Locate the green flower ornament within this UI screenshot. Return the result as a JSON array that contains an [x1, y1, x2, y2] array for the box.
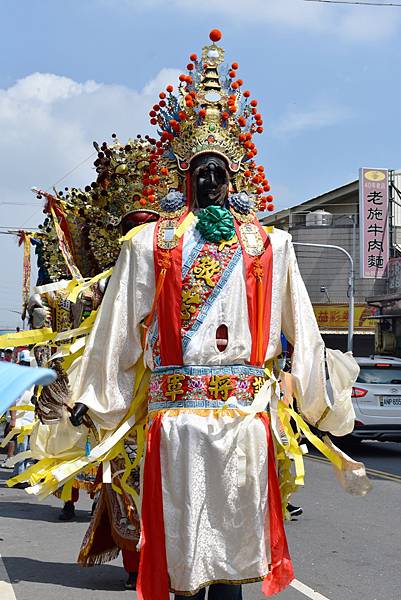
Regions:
[[196, 206, 236, 243]]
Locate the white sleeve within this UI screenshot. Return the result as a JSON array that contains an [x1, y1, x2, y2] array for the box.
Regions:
[[70, 234, 155, 431], [281, 242, 357, 436]]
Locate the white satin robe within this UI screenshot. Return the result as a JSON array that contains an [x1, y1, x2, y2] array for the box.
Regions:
[[71, 220, 357, 593]]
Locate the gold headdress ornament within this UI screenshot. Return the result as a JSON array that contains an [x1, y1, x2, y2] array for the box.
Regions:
[[91, 135, 162, 222], [33, 136, 163, 281], [148, 28, 275, 213]]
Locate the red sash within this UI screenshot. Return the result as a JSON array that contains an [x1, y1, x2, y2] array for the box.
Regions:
[[235, 219, 273, 367], [152, 220, 185, 366], [260, 413, 295, 594], [136, 415, 170, 600]]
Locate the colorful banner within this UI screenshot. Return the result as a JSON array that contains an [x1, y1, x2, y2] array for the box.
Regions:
[[359, 168, 389, 279], [33, 188, 83, 282], [313, 304, 377, 332], [50, 207, 83, 282], [18, 231, 32, 317]]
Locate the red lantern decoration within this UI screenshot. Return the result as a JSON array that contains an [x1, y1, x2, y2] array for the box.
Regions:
[[209, 28, 222, 42]]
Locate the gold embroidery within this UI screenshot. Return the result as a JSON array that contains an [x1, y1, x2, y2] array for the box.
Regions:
[[208, 375, 234, 401], [165, 374, 185, 401], [181, 288, 202, 320], [230, 206, 255, 224], [193, 256, 220, 287], [171, 573, 268, 596], [218, 235, 238, 252], [252, 376, 265, 394]]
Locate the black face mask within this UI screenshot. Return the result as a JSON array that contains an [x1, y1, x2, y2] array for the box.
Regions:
[[190, 154, 229, 210]]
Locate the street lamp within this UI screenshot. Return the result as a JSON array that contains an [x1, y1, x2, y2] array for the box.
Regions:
[[293, 242, 355, 353]]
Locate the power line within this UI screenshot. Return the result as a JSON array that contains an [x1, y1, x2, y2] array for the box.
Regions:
[[0, 202, 42, 206], [18, 149, 96, 229], [52, 150, 96, 188], [305, 0, 401, 5]]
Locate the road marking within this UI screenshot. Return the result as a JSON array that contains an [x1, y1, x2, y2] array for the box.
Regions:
[[291, 578, 332, 600], [306, 454, 401, 483], [0, 554, 16, 600]]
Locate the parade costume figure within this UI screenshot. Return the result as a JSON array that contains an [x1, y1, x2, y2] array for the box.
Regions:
[[4, 138, 160, 586], [66, 30, 360, 598]]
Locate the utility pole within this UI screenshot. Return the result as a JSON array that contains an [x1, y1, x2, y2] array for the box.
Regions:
[[293, 242, 355, 353]]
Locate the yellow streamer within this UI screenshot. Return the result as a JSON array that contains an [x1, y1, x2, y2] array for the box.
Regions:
[[119, 222, 151, 243], [0, 328, 53, 348], [286, 407, 343, 470], [60, 480, 74, 502], [67, 268, 113, 303], [0, 311, 96, 350], [62, 345, 85, 372], [6, 457, 58, 488], [277, 402, 305, 486], [176, 212, 196, 238], [15, 357, 151, 499]]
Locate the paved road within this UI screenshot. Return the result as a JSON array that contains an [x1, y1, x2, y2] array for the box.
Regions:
[[1, 442, 400, 600]]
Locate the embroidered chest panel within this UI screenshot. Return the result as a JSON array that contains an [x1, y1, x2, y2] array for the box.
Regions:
[[180, 238, 241, 344], [148, 236, 242, 365]]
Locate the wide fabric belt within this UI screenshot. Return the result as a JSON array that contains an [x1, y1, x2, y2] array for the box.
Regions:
[[148, 364, 267, 414]]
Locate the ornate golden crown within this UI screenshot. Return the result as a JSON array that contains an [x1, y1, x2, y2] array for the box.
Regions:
[[148, 29, 275, 212]]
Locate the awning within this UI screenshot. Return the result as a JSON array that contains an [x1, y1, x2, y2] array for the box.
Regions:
[[367, 292, 401, 304]]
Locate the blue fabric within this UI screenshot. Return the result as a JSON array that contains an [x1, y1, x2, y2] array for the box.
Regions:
[[12, 436, 30, 477], [0, 362, 56, 415], [281, 332, 288, 353]]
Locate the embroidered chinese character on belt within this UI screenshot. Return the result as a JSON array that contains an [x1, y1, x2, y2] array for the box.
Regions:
[[252, 376, 265, 394], [165, 374, 185, 401], [208, 375, 234, 401]]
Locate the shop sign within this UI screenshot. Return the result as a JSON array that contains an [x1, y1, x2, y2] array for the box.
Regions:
[[314, 304, 377, 331], [359, 168, 389, 279]]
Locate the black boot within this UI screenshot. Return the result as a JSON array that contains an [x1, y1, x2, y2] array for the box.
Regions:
[[286, 503, 303, 520], [175, 590, 205, 600], [125, 572, 137, 590], [58, 500, 76, 521]]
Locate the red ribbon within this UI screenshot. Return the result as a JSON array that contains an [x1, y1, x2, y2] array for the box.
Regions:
[[235, 219, 273, 367], [260, 413, 295, 595], [153, 214, 189, 366], [137, 414, 170, 600]]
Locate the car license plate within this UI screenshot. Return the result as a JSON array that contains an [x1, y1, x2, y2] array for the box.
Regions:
[[378, 395, 401, 407]]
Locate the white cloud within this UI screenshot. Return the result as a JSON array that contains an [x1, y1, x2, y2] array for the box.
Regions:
[[0, 69, 179, 328], [0, 69, 180, 197], [114, 0, 401, 42], [273, 102, 352, 136]]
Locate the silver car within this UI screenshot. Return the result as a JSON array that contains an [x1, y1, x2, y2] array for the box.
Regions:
[[342, 356, 401, 443]]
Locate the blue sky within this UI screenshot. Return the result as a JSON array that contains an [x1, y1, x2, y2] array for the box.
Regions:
[[1, 0, 401, 328]]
